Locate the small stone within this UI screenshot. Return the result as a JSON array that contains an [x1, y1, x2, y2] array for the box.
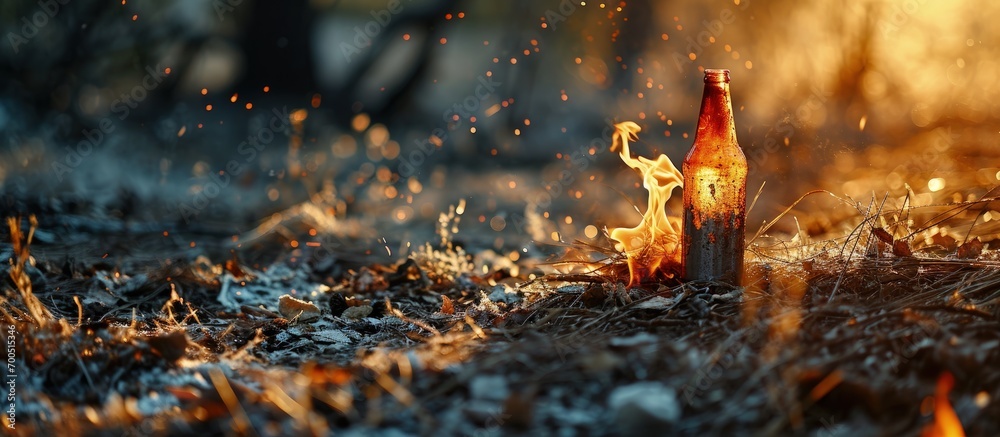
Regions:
[[342, 305, 373, 320], [470, 375, 510, 401], [462, 400, 505, 427], [488, 284, 521, 304], [608, 382, 679, 435], [632, 296, 674, 310], [278, 294, 321, 322]]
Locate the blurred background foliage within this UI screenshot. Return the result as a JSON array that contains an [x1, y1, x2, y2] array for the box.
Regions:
[[1, 0, 998, 251]]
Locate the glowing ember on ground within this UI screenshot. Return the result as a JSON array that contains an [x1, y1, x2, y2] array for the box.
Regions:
[[922, 372, 966, 437], [609, 121, 683, 286]]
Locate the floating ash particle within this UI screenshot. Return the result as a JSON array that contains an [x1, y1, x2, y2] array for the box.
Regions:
[[341, 305, 373, 320]]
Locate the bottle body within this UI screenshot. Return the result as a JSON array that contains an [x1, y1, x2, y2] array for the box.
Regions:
[[681, 69, 748, 284]]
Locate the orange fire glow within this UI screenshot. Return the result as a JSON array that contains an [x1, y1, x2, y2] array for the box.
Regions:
[[609, 122, 683, 285], [921, 372, 966, 437]]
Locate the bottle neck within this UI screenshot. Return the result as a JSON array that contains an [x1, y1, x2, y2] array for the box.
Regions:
[[694, 79, 737, 145]]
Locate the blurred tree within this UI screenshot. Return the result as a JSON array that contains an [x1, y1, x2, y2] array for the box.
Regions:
[[0, 2, 106, 123], [325, 0, 458, 127], [236, 0, 317, 99]]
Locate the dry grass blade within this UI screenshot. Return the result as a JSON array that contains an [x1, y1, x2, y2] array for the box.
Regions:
[[748, 189, 843, 245], [385, 297, 440, 337], [899, 192, 1000, 241], [828, 194, 887, 302], [747, 181, 766, 214], [209, 368, 258, 436], [6, 215, 52, 327]]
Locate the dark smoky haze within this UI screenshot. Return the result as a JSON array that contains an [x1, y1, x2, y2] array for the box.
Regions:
[[1, 0, 998, 254]]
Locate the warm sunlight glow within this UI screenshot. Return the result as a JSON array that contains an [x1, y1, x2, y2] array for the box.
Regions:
[[608, 122, 683, 286], [928, 178, 946, 192]]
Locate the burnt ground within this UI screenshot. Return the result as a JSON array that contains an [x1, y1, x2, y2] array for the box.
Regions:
[[2, 198, 1000, 437], [6, 0, 1000, 435]]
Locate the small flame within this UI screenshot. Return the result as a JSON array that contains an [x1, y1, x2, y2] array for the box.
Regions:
[[921, 372, 966, 437], [609, 122, 683, 285]]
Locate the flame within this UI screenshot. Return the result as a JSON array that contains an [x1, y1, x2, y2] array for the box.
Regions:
[[921, 372, 966, 437], [609, 122, 683, 286]]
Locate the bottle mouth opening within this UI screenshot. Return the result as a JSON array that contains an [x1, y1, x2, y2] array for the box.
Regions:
[[703, 69, 730, 83]]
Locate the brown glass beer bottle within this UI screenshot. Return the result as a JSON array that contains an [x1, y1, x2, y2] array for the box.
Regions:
[[681, 69, 748, 284]]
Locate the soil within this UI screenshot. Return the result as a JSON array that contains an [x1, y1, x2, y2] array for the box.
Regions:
[[2, 205, 999, 437]]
